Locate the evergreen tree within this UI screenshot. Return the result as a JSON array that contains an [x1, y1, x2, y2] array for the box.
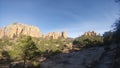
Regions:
[[18, 36, 39, 68]]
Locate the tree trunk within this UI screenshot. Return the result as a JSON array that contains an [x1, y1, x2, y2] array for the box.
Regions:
[[23, 56, 26, 68]]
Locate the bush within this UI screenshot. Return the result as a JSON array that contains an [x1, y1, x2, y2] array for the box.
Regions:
[[33, 37, 72, 53], [73, 35, 103, 48], [113, 19, 120, 43], [103, 31, 113, 45]]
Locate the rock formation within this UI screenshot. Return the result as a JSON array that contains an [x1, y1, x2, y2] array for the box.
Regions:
[[0, 23, 42, 38], [0, 23, 67, 39], [43, 31, 67, 39], [62, 31, 67, 38], [83, 31, 97, 36], [40, 47, 105, 68], [0, 28, 5, 38]]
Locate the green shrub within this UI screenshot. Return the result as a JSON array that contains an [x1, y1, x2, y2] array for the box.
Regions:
[[73, 35, 103, 48], [103, 31, 113, 45]]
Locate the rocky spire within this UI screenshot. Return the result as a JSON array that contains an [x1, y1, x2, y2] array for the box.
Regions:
[[43, 31, 67, 39], [83, 31, 98, 36]]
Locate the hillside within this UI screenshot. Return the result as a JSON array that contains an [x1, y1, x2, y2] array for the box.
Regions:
[[0, 23, 119, 68]]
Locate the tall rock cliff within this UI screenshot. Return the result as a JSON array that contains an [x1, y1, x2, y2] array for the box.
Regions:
[[0, 23, 67, 39], [0, 23, 42, 38]]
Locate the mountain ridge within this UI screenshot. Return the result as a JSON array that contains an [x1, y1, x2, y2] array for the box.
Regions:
[[0, 23, 67, 39]]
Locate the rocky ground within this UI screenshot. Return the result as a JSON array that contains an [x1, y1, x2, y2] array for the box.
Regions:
[[0, 59, 10, 68], [94, 44, 117, 68], [40, 45, 117, 68], [0, 44, 117, 68], [40, 46, 105, 68]]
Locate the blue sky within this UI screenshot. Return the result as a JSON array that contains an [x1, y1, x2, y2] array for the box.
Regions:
[[0, 0, 119, 38]]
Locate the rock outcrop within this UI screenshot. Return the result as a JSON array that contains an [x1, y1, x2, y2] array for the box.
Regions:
[[0, 23, 42, 38], [0, 28, 5, 38], [0, 23, 67, 39], [83, 31, 97, 36], [43, 31, 67, 39], [40, 47, 105, 68], [62, 31, 67, 38]]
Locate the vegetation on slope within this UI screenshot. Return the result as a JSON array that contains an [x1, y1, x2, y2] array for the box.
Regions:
[[73, 34, 103, 49]]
